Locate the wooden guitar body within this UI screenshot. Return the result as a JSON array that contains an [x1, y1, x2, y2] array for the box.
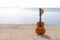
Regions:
[[36, 21, 45, 35], [35, 8, 46, 35]]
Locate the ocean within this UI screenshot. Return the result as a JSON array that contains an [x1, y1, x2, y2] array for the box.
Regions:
[[0, 8, 60, 24]]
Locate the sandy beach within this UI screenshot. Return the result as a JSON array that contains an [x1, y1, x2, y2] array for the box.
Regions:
[[0, 24, 60, 40]]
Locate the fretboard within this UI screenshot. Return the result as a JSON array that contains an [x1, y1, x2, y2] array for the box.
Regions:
[[40, 9, 41, 26]]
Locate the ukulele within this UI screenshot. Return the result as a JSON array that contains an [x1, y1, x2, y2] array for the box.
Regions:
[[35, 8, 46, 35]]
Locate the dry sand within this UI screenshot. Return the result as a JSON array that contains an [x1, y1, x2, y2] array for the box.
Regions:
[[0, 24, 60, 40]]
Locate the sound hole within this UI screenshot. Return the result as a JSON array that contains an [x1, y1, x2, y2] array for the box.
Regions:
[[39, 24, 41, 27]]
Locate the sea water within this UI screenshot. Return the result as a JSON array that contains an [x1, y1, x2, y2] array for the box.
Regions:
[[0, 8, 60, 24]]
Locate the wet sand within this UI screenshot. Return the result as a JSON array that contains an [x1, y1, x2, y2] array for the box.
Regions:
[[0, 24, 60, 40]]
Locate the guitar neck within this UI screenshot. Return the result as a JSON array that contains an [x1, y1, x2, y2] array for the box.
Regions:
[[39, 8, 41, 26], [40, 14, 41, 23], [39, 8, 41, 22]]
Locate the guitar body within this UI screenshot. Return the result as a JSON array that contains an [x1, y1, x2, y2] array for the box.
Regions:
[[35, 8, 46, 35], [36, 21, 45, 35]]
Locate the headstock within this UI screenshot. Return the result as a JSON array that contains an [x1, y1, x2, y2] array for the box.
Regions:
[[39, 8, 44, 16]]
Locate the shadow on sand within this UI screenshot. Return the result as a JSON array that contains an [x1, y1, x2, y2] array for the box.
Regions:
[[38, 34, 51, 40]]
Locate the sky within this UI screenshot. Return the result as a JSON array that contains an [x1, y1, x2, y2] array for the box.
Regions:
[[0, 0, 60, 8]]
